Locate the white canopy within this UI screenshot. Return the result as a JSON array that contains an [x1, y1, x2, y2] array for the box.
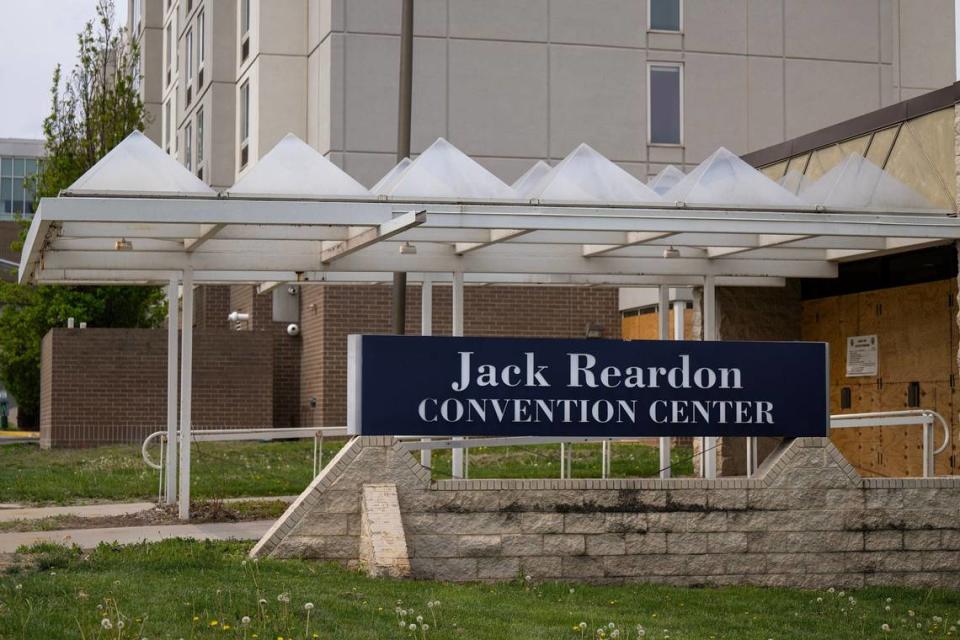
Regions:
[[19, 132, 959, 288], [648, 165, 685, 195], [798, 153, 936, 210]]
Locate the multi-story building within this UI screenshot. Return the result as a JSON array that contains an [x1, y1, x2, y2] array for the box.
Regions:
[[124, 0, 957, 432], [131, 0, 955, 188]]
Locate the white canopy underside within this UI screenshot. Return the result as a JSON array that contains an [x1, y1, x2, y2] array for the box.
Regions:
[[21, 132, 958, 288]]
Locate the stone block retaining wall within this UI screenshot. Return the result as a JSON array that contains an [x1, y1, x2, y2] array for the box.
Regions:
[[252, 436, 960, 588]]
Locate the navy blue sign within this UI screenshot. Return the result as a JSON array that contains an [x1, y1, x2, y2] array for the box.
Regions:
[[347, 335, 828, 438]]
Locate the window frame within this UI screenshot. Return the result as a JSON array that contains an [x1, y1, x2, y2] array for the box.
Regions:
[[648, 0, 683, 33], [186, 27, 194, 83], [196, 107, 205, 168], [646, 62, 684, 146], [198, 9, 206, 68], [185, 122, 193, 172], [241, 0, 251, 37]]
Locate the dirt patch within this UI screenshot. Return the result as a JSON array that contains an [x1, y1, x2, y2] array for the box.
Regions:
[[0, 500, 288, 533]]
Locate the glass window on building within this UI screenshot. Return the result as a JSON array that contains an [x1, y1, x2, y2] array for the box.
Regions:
[[240, 81, 250, 144], [241, 0, 250, 36], [186, 28, 193, 83], [649, 64, 682, 145], [164, 100, 171, 152], [198, 10, 205, 66], [0, 156, 40, 216], [650, 0, 681, 31], [197, 107, 204, 167], [185, 123, 193, 172], [132, 0, 141, 32]]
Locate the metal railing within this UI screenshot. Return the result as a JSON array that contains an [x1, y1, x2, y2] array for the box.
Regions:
[[141, 426, 348, 503], [830, 409, 951, 478]]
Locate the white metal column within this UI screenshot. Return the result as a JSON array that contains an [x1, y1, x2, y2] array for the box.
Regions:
[[657, 286, 672, 479], [451, 272, 465, 479], [164, 277, 179, 505], [702, 275, 717, 480], [177, 269, 194, 520], [420, 276, 433, 469]]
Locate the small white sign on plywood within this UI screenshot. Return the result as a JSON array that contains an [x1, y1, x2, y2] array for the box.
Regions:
[[846, 335, 878, 377]]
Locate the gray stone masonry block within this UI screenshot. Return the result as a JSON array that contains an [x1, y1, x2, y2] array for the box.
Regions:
[[864, 572, 960, 589], [520, 556, 562, 578], [562, 555, 606, 579], [274, 535, 359, 559], [725, 553, 768, 575], [864, 530, 903, 551], [941, 530, 960, 549], [520, 512, 563, 533], [904, 530, 942, 550], [604, 513, 647, 533], [865, 488, 903, 510], [765, 553, 806, 574], [609, 554, 688, 577], [648, 511, 727, 533], [920, 550, 960, 571], [707, 532, 748, 554], [667, 532, 709, 554], [846, 551, 923, 573], [410, 535, 459, 558], [501, 534, 543, 556], [543, 534, 586, 555], [451, 491, 502, 512], [477, 557, 520, 580], [686, 554, 727, 576], [586, 534, 626, 556], [625, 532, 667, 555], [295, 514, 348, 536], [459, 535, 502, 557], [748, 530, 863, 553], [564, 513, 608, 534], [802, 552, 847, 574], [707, 490, 748, 510], [430, 512, 523, 535]]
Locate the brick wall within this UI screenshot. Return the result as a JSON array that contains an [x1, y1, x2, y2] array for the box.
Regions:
[[255, 436, 960, 589], [39, 328, 273, 448], [300, 284, 621, 427], [194, 285, 231, 329]]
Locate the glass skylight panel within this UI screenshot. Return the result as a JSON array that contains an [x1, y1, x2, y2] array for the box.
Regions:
[[528, 143, 662, 204], [664, 147, 803, 207]]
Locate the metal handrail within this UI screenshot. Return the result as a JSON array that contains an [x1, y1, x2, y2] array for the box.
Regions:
[[830, 409, 951, 478], [141, 426, 349, 502]]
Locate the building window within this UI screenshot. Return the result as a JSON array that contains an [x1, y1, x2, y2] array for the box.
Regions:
[[0, 157, 38, 216], [648, 63, 682, 145], [185, 123, 193, 172], [132, 0, 142, 32], [164, 100, 172, 152], [649, 0, 682, 32], [197, 10, 206, 86], [240, 80, 250, 168], [185, 27, 193, 104], [240, 0, 251, 61], [197, 107, 205, 168], [165, 23, 172, 85]]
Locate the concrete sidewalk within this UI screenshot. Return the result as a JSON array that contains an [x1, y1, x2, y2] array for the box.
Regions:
[[0, 496, 297, 522], [0, 519, 273, 552]]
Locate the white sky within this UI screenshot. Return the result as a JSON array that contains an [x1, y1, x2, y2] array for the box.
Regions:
[[0, 1, 127, 140]]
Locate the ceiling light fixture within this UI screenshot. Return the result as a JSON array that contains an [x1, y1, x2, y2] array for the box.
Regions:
[[115, 238, 133, 251]]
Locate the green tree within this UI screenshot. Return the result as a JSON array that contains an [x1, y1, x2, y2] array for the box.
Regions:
[[0, 0, 165, 428]]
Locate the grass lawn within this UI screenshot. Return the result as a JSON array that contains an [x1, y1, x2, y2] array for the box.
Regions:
[[2, 540, 960, 639], [0, 440, 693, 506]]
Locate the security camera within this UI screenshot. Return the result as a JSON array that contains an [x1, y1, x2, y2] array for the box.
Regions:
[[286, 323, 300, 337], [287, 286, 298, 295]]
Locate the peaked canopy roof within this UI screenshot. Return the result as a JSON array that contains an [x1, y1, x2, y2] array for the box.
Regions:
[[385, 138, 515, 200], [778, 171, 810, 195], [665, 147, 802, 207], [371, 157, 412, 195], [528, 144, 662, 204], [227, 134, 369, 198], [798, 153, 936, 210], [66, 131, 215, 197], [647, 165, 685, 195], [20, 131, 959, 289], [512, 160, 552, 198]]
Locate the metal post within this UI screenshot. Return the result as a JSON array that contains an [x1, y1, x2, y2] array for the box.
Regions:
[[746, 436, 758, 478], [658, 286, 672, 479], [451, 272, 464, 479], [164, 277, 179, 505], [390, 0, 414, 335], [601, 440, 608, 479], [559, 442, 566, 479], [702, 275, 717, 480], [177, 269, 194, 520], [420, 276, 433, 469]]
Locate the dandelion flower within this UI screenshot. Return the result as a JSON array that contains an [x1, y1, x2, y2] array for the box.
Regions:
[[304, 602, 314, 611], [117, 621, 125, 630], [608, 623, 616, 629], [101, 619, 113, 630], [210, 620, 219, 627], [417, 615, 424, 623], [570, 589, 575, 594], [409, 623, 417, 631], [886, 597, 892, 603], [909, 610, 916, 617], [14, 584, 22, 591], [242, 616, 251, 625], [885, 606, 891, 611], [427, 602, 434, 609], [816, 598, 823, 603], [881, 624, 890, 632], [399, 621, 406, 628], [423, 624, 429, 631], [580, 622, 588, 630], [828, 587, 835, 593]]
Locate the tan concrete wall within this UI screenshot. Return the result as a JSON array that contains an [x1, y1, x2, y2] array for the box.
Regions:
[[254, 435, 960, 588]]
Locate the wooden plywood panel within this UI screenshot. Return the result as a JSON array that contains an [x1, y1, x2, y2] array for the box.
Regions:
[[860, 281, 952, 382], [622, 309, 695, 341]]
